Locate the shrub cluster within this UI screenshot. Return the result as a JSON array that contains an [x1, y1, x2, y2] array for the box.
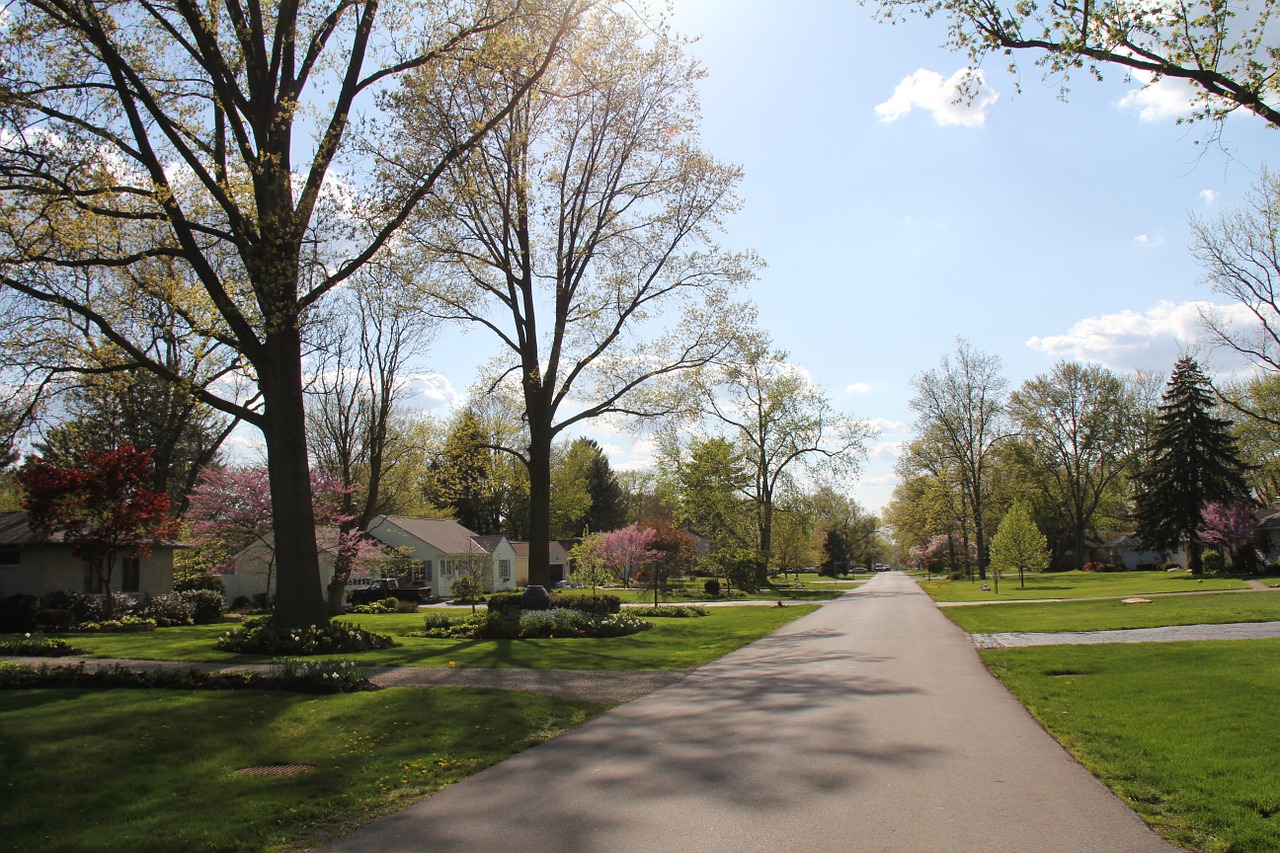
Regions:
[[627, 605, 710, 618], [485, 592, 523, 615], [349, 597, 401, 614], [410, 607, 650, 640], [547, 593, 621, 615], [0, 660, 376, 693], [0, 588, 227, 633], [171, 571, 227, 595], [0, 632, 84, 657], [215, 618, 396, 656]]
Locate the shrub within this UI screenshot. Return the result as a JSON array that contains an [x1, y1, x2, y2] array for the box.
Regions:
[[1202, 550, 1226, 574], [0, 632, 83, 656], [394, 598, 421, 613], [0, 594, 40, 633], [450, 576, 485, 604], [179, 589, 227, 624], [479, 609, 521, 639], [43, 590, 103, 625], [269, 657, 374, 692], [142, 593, 194, 627], [76, 616, 157, 633], [410, 612, 486, 639], [0, 660, 375, 693], [704, 578, 721, 597], [486, 593, 523, 615], [517, 608, 650, 638], [548, 592, 620, 615], [1081, 561, 1106, 573], [34, 608, 74, 631], [629, 605, 710, 618], [172, 571, 227, 594], [349, 598, 399, 614], [215, 618, 396, 655], [420, 612, 456, 631]]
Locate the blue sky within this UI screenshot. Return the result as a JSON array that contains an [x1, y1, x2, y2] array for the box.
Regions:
[[384, 0, 1277, 516]]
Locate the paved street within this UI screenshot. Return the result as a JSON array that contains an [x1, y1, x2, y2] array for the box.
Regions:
[[321, 572, 1178, 852]]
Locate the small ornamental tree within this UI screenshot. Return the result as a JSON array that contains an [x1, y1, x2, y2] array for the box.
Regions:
[[1198, 502, 1259, 572], [600, 523, 661, 591], [567, 535, 614, 593], [989, 500, 1050, 590], [17, 445, 175, 618]]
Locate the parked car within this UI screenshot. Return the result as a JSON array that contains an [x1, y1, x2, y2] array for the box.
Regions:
[[347, 579, 431, 606], [554, 580, 583, 589]]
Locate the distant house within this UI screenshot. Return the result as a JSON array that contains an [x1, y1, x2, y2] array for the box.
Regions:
[[511, 540, 570, 586], [221, 527, 378, 604], [1103, 534, 1186, 570], [365, 516, 517, 598], [0, 510, 176, 600]]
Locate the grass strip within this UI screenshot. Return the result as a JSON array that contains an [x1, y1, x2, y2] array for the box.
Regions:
[[0, 686, 607, 852], [981, 640, 1280, 852], [5, 605, 818, 670], [944, 590, 1280, 634], [919, 570, 1248, 603]]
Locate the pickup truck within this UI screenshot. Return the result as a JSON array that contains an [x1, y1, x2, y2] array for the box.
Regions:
[[347, 579, 431, 607]]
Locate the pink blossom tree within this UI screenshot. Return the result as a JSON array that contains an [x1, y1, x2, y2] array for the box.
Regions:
[[1198, 502, 1259, 571], [601, 523, 662, 604], [186, 465, 384, 613]]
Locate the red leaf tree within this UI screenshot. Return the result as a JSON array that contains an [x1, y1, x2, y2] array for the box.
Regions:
[[17, 445, 174, 618], [600, 523, 661, 594], [1198, 502, 1259, 570]]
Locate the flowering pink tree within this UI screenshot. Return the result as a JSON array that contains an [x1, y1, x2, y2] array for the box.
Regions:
[[186, 465, 384, 613], [1198, 502, 1259, 571], [601, 523, 662, 603]]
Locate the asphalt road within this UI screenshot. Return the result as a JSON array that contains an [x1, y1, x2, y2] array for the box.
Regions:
[[320, 572, 1178, 852]]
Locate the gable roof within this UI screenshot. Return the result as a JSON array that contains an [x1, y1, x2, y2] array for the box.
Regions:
[[0, 511, 47, 546], [371, 516, 485, 555]]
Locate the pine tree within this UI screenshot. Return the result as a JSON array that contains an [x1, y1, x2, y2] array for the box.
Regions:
[[1134, 357, 1252, 574]]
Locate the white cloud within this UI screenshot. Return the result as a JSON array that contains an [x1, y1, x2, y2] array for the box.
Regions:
[[1115, 72, 1200, 121], [1200, 188, 1219, 206], [1026, 299, 1256, 372], [402, 372, 460, 411], [845, 382, 872, 395], [867, 417, 908, 435], [1131, 230, 1166, 249], [869, 440, 905, 460], [875, 68, 999, 127]]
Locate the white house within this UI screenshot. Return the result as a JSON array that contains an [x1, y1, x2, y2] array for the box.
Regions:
[[511, 540, 571, 587], [0, 510, 176, 600], [365, 516, 517, 598], [222, 527, 374, 605]]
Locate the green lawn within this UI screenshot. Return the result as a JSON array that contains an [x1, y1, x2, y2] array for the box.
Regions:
[[920, 570, 1248, 602], [13, 605, 819, 670], [943, 589, 1280, 634], [981, 640, 1280, 852], [0, 686, 606, 852]]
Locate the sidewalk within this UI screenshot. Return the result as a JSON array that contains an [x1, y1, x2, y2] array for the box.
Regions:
[[319, 572, 1179, 852]]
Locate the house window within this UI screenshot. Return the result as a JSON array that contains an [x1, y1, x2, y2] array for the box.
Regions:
[[498, 559, 511, 582], [442, 560, 453, 579], [83, 560, 104, 593], [421, 560, 433, 581], [121, 558, 140, 593], [0, 549, 18, 570]]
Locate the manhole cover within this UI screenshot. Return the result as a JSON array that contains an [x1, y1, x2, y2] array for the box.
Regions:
[[234, 763, 318, 777]]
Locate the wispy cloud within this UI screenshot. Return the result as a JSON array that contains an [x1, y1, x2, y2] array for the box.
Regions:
[[1115, 71, 1200, 122], [875, 68, 999, 127], [1200, 188, 1219, 206], [845, 382, 872, 395], [1131, 230, 1166, 249]]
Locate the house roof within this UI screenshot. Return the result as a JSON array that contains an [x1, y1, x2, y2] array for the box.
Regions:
[[470, 534, 506, 555], [372, 516, 484, 555], [510, 540, 569, 562], [0, 511, 47, 546]]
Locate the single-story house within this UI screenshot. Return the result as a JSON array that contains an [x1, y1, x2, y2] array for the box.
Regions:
[[220, 527, 379, 604], [512, 540, 570, 587], [1102, 534, 1186, 570], [0, 510, 176, 600], [365, 516, 517, 598]]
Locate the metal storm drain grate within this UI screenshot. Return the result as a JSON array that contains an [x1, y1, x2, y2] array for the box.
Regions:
[[235, 763, 318, 778]]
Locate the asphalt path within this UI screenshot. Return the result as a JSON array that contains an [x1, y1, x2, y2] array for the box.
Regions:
[[320, 572, 1178, 853]]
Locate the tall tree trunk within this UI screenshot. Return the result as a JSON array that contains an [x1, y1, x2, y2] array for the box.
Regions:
[[260, 331, 327, 628], [526, 437, 552, 588]]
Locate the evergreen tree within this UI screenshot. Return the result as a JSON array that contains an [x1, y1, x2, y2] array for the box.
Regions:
[[583, 442, 626, 533], [1134, 357, 1252, 574]]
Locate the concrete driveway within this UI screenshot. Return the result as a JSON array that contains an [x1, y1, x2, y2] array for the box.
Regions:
[[320, 572, 1179, 852]]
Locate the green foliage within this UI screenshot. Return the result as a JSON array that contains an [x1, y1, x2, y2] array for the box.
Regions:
[[1135, 357, 1251, 573], [516, 608, 651, 638], [76, 616, 157, 633], [178, 589, 226, 624], [450, 576, 485, 604], [547, 592, 621, 615], [172, 571, 227, 594], [1201, 550, 1225, 574], [141, 593, 195, 627], [485, 593, 524, 615], [628, 605, 710, 618], [348, 598, 399, 614], [215, 619, 396, 656], [989, 499, 1050, 580], [704, 577, 722, 597], [0, 658, 374, 693]]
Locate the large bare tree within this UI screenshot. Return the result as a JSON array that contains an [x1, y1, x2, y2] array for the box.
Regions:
[[0, 0, 585, 626], [398, 9, 759, 586]]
